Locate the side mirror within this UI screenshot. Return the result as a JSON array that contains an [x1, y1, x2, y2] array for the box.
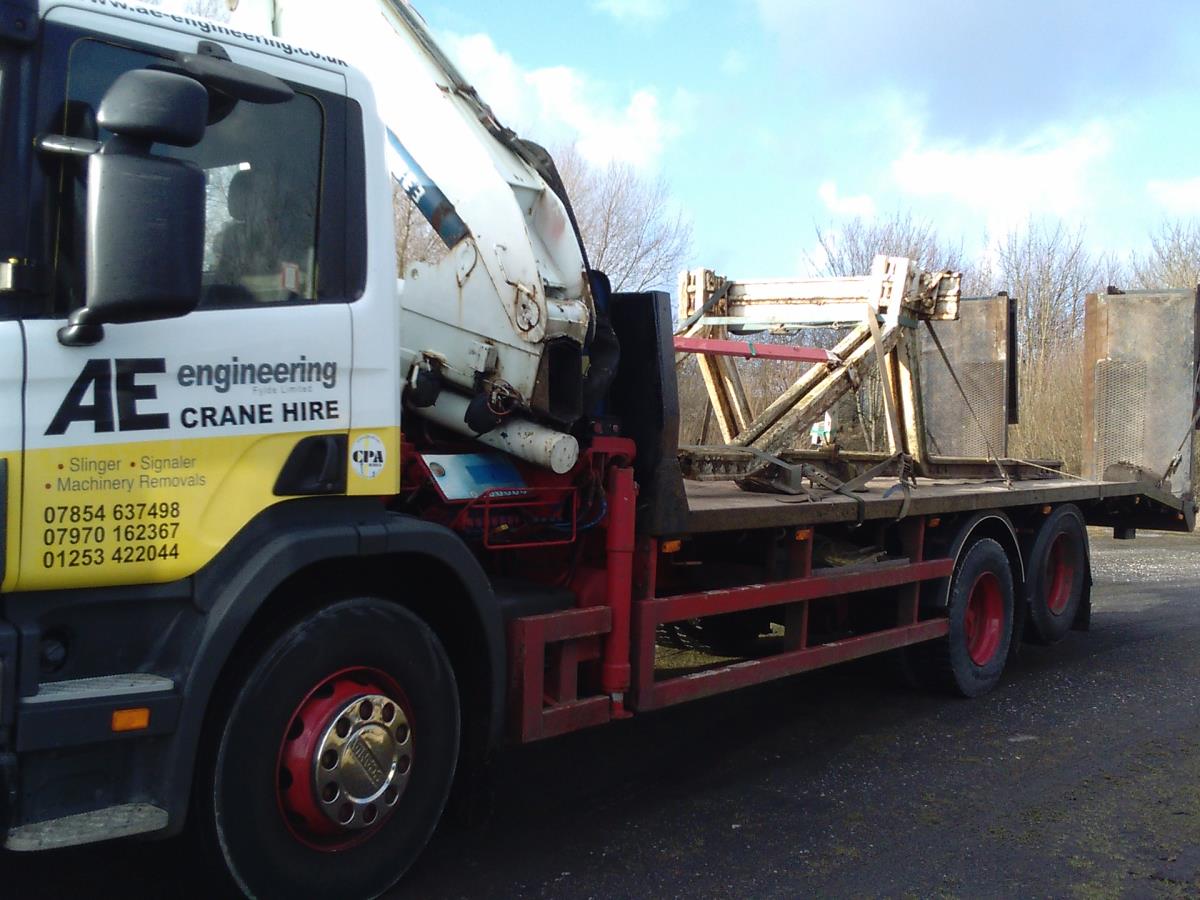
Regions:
[[59, 69, 209, 347]]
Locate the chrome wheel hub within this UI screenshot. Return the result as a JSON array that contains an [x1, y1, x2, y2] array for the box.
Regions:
[[311, 693, 413, 830]]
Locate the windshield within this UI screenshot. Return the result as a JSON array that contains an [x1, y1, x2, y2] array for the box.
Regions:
[[53, 36, 324, 311]]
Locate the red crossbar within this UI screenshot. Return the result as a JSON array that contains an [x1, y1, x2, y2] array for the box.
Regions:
[[644, 558, 954, 623], [630, 553, 955, 712], [637, 619, 949, 710], [673, 336, 832, 363]]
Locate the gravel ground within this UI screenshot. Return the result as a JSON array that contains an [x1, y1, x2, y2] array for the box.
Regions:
[[3, 529, 1198, 898]]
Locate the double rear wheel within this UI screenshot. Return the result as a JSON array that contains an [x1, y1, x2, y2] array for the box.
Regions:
[[911, 508, 1089, 696]]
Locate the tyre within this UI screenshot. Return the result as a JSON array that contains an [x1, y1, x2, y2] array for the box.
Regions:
[[1024, 504, 1087, 645], [927, 537, 1014, 698], [195, 598, 460, 899]]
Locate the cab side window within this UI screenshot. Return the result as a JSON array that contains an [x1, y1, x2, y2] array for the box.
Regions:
[[52, 36, 325, 312]]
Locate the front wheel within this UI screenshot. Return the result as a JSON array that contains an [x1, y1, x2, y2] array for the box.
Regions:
[[196, 598, 460, 899]]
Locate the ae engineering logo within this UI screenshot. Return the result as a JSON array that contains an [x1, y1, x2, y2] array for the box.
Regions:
[[45, 356, 343, 436]]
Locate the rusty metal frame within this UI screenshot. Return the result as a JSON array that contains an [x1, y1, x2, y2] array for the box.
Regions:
[[677, 256, 962, 481], [676, 269, 754, 443], [673, 336, 834, 364]]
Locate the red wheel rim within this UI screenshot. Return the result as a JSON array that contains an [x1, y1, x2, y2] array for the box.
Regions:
[[964, 571, 1004, 666], [1044, 533, 1076, 616], [275, 666, 414, 852]]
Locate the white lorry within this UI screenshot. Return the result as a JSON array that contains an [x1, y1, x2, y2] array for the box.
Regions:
[[0, 1, 1194, 897]]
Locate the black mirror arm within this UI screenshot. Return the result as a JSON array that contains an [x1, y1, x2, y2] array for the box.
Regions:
[[169, 47, 294, 105], [34, 134, 102, 158], [58, 306, 104, 347]]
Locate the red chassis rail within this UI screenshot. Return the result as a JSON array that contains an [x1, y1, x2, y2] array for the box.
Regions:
[[631, 558, 952, 711], [507, 511, 954, 741]]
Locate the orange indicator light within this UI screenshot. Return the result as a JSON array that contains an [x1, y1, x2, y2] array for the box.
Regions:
[[111, 707, 151, 733]]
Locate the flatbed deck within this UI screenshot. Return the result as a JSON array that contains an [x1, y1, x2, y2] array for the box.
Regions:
[[683, 477, 1194, 532]]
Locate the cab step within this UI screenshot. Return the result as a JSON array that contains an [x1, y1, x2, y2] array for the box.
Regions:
[[17, 673, 179, 751], [5, 803, 168, 851], [22, 673, 174, 704]]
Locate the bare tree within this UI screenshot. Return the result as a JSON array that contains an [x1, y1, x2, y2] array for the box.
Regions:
[[1130, 220, 1200, 290], [554, 144, 692, 292], [393, 184, 447, 276], [807, 210, 983, 285], [992, 219, 1101, 372], [142, 0, 233, 20], [810, 210, 999, 299], [184, 0, 232, 19], [989, 219, 1109, 472]]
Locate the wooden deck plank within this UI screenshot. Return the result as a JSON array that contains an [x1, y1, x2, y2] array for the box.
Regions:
[[680, 476, 1187, 533]]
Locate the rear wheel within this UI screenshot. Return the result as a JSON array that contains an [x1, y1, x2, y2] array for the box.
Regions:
[[196, 598, 460, 899], [925, 538, 1014, 697], [1024, 504, 1087, 645]]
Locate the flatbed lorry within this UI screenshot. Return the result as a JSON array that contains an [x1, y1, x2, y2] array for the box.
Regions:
[[0, 1, 1196, 896]]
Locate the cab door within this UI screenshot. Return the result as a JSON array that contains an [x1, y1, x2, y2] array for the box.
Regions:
[[0, 321, 23, 593], [17, 11, 360, 592]]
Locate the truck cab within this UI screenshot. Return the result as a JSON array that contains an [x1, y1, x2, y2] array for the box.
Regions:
[[0, 1, 406, 595], [0, 0, 444, 886]]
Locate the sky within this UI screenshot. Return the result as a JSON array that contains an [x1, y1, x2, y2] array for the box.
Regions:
[[403, 0, 1200, 282]]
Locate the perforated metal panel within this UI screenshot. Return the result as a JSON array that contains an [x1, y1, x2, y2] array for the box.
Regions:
[[1082, 290, 1197, 496], [1093, 359, 1147, 477], [920, 296, 1011, 458]]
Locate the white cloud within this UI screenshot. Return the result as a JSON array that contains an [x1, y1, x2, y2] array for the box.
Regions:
[[1146, 177, 1200, 215], [441, 32, 686, 170], [591, 0, 676, 22], [817, 180, 876, 219], [890, 120, 1113, 237], [751, 0, 795, 27]]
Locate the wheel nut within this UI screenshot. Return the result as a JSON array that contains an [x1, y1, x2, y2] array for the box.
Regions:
[[320, 749, 338, 770], [395, 723, 410, 744], [358, 699, 374, 720], [335, 717, 351, 738], [321, 783, 339, 803]]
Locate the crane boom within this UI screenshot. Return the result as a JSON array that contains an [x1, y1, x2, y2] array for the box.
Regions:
[[221, 0, 595, 451]]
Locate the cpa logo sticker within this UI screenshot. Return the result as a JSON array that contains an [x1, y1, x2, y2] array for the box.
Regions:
[[350, 434, 386, 479]]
